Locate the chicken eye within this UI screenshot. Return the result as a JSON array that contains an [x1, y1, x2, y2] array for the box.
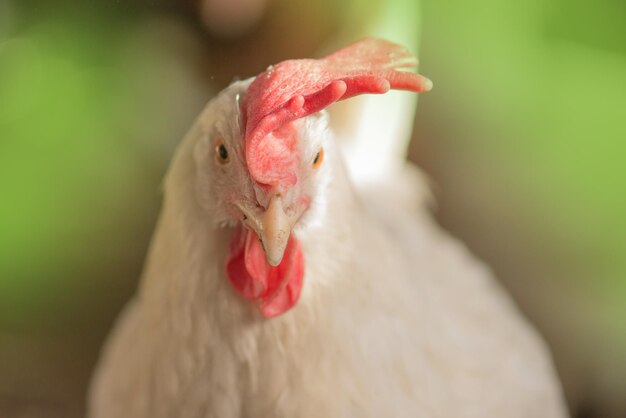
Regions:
[[312, 147, 324, 169], [215, 141, 230, 164]]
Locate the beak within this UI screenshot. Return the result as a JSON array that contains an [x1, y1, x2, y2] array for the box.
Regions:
[[237, 194, 299, 266]]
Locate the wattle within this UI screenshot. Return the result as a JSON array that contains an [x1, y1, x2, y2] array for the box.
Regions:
[[225, 226, 305, 317]]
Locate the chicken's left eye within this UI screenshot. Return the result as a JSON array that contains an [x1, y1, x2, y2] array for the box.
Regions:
[[215, 141, 230, 164], [312, 147, 324, 169]]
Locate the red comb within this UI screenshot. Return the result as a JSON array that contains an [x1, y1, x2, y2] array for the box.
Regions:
[[242, 37, 432, 188]]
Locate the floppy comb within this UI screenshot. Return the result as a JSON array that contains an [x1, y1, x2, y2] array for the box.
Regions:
[[241, 37, 432, 188]]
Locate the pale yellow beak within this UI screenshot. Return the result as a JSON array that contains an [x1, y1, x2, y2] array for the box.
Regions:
[[237, 195, 302, 266]]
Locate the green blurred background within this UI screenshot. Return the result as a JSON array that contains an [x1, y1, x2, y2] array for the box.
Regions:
[[0, 0, 624, 417]]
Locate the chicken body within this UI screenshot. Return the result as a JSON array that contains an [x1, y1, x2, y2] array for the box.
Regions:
[[90, 56, 567, 417]]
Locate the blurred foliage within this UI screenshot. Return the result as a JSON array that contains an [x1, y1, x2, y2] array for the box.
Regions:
[[546, 0, 626, 55], [414, 0, 626, 414], [419, 0, 626, 329], [0, 1, 211, 331]]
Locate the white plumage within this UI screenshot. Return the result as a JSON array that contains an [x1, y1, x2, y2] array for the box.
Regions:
[[89, 46, 567, 417]]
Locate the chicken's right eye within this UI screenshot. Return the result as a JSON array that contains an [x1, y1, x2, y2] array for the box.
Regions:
[[215, 141, 230, 164]]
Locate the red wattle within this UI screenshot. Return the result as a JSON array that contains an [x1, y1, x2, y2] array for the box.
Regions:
[[226, 226, 305, 317]]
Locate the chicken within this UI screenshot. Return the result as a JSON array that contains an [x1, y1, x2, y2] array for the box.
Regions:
[[89, 38, 568, 418]]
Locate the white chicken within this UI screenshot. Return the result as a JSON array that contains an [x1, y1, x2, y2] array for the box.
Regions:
[[89, 38, 568, 418]]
